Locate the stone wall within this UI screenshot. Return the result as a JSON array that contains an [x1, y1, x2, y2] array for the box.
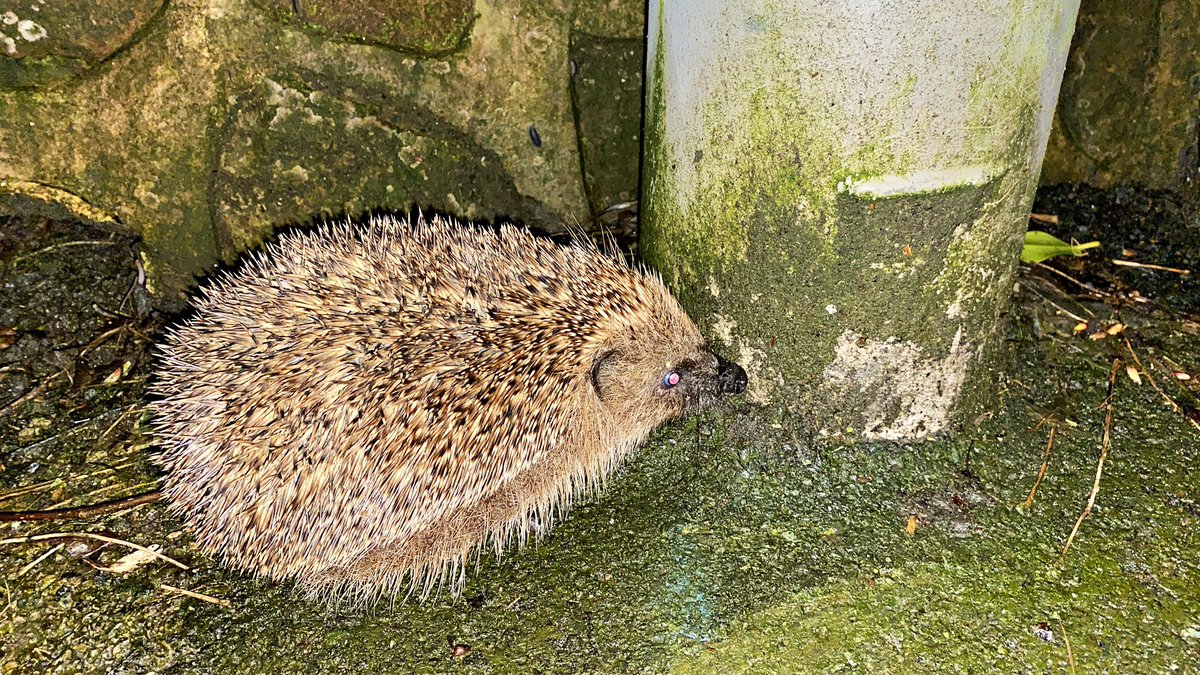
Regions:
[[1040, 0, 1200, 196], [0, 0, 645, 297]]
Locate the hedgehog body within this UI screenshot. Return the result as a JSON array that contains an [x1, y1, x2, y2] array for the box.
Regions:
[[150, 214, 746, 602]]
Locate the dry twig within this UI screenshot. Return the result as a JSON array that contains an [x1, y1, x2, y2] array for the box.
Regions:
[[1110, 259, 1192, 275], [0, 461, 138, 504], [1061, 621, 1076, 674], [1123, 339, 1200, 432], [11, 240, 118, 266], [1058, 358, 1121, 563], [1033, 262, 1113, 298], [0, 531, 187, 570], [0, 370, 66, 418], [1018, 280, 1092, 323], [17, 543, 63, 577], [0, 490, 161, 522], [46, 481, 159, 510], [159, 584, 231, 607], [1021, 426, 1057, 511]]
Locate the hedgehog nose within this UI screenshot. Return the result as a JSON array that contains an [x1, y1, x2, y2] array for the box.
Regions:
[[716, 354, 748, 394]]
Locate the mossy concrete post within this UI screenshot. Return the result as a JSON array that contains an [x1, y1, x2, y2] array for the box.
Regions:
[[642, 0, 1080, 440]]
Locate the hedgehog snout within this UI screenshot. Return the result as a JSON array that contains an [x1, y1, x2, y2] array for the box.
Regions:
[[716, 353, 748, 395]]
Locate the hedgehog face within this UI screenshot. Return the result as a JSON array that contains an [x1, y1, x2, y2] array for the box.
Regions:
[[662, 350, 749, 415], [590, 331, 747, 437]]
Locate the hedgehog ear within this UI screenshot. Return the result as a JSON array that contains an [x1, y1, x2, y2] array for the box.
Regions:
[[590, 348, 619, 401]]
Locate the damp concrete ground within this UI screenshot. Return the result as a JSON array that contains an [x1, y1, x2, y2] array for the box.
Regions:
[[1, 187, 1198, 673]]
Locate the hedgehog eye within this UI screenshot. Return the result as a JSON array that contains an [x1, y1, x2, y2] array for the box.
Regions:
[[662, 371, 681, 388]]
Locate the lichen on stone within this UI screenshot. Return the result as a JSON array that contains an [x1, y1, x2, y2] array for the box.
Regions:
[[823, 328, 974, 440]]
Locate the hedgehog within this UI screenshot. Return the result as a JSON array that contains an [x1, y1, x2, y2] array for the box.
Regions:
[[149, 213, 747, 603]]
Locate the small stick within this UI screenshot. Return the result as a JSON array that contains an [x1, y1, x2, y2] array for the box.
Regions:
[[47, 481, 159, 511], [1029, 213, 1060, 225], [1017, 281, 1093, 323], [11, 240, 118, 266], [0, 531, 188, 570], [1125, 340, 1200, 432], [159, 584, 231, 607], [0, 490, 162, 522], [1033, 262, 1113, 298], [1059, 358, 1120, 563], [1110, 259, 1192, 275], [77, 324, 129, 358], [0, 461, 138, 504], [0, 478, 62, 504], [1021, 426, 1057, 511], [94, 405, 139, 445], [17, 543, 64, 577], [1156, 354, 1200, 392], [0, 371, 65, 418], [1061, 621, 1076, 675]]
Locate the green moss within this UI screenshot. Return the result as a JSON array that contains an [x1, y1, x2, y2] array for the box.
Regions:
[[642, 11, 849, 300], [0, 54, 89, 90], [675, 556, 1200, 673], [3, 206, 1200, 671]]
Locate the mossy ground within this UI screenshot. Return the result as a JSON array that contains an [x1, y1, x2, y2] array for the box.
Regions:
[[1, 186, 1198, 673]]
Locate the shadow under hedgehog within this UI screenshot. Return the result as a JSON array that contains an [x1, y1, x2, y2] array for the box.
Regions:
[[150, 213, 747, 604]]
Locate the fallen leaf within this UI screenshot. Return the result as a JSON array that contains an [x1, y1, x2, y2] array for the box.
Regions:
[[98, 547, 159, 574], [102, 365, 124, 384], [1125, 366, 1142, 385], [1021, 231, 1101, 264]]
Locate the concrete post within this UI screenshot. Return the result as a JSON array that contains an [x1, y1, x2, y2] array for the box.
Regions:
[[642, 0, 1080, 440]]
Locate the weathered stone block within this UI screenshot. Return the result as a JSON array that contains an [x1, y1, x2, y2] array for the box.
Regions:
[[0, 0, 637, 298], [0, 0, 163, 88], [570, 33, 642, 214], [1041, 0, 1200, 191]]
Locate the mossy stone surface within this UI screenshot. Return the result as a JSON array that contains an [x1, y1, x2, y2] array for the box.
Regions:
[[0, 0, 608, 298], [2, 187, 1198, 672], [571, 0, 644, 40], [0, 0, 163, 89], [254, 0, 475, 56], [641, 2, 1076, 439], [211, 77, 546, 257], [569, 33, 642, 214], [1041, 0, 1200, 191]]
